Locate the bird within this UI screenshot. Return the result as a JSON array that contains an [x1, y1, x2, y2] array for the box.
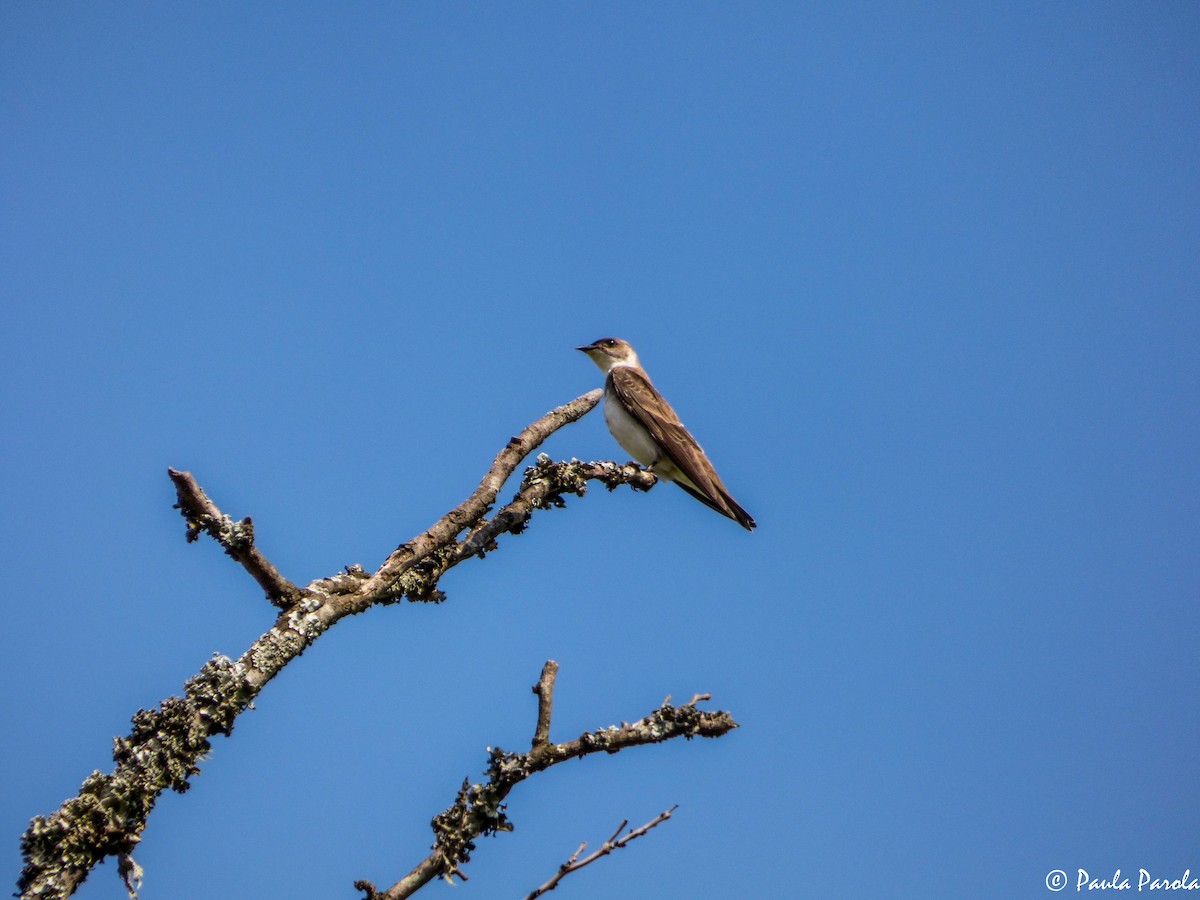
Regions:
[[577, 337, 756, 530]]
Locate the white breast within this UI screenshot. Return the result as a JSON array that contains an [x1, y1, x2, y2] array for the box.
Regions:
[[603, 388, 661, 468]]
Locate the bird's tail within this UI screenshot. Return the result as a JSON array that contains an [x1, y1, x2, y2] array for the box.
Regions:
[[676, 482, 756, 531]]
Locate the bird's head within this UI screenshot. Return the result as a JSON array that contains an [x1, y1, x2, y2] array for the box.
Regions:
[[577, 337, 640, 373]]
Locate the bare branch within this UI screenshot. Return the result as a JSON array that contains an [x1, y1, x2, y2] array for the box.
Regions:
[[357, 666, 737, 900], [531, 660, 559, 748], [355, 389, 605, 600], [166, 467, 302, 608], [391, 457, 657, 603], [19, 391, 667, 900], [523, 806, 679, 900]]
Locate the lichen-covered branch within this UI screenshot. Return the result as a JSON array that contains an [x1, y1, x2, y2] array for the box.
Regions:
[[355, 389, 613, 599], [354, 665, 737, 900], [18, 656, 252, 900], [18, 390, 663, 900], [394, 457, 657, 603], [523, 806, 679, 900]]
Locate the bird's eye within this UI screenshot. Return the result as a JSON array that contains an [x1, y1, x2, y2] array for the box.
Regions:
[[603, 339, 616, 347]]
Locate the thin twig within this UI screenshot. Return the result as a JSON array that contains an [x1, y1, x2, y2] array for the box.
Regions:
[[523, 806, 679, 899]]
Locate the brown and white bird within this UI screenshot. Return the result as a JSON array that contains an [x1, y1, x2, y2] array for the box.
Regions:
[[577, 337, 756, 530]]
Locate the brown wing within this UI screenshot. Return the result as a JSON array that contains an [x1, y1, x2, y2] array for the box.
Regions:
[[608, 366, 756, 530]]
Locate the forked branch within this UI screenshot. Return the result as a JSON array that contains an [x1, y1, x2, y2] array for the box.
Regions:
[[523, 806, 679, 900], [354, 663, 736, 900], [18, 391, 663, 900]]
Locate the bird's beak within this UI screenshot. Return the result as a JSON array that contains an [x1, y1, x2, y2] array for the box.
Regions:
[[576, 343, 595, 353]]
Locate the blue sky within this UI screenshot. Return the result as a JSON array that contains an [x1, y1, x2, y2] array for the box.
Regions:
[[3, 4, 1198, 899]]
